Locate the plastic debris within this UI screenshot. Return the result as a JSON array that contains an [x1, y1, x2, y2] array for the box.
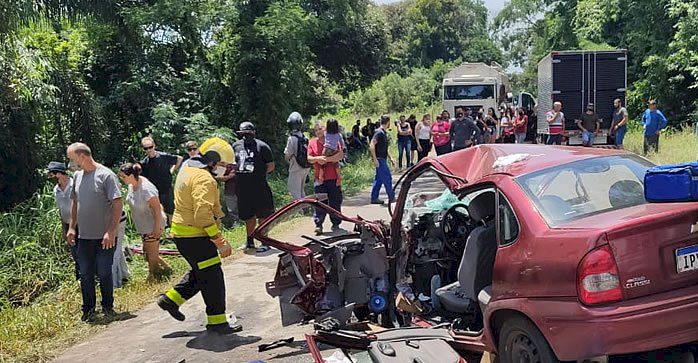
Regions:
[[324, 351, 352, 363]]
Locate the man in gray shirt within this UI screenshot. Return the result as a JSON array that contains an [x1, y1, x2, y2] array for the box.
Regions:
[[48, 161, 80, 280], [450, 107, 478, 151], [285, 112, 311, 201], [67, 142, 123, 322]]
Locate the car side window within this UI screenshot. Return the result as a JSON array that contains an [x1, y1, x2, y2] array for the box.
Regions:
[[498, 192, 519, 246]]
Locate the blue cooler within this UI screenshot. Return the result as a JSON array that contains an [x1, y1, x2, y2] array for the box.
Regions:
[[644, 162, 698, 202]]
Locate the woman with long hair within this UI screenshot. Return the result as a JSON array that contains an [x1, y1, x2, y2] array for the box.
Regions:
[[485, 107, 499, 144], [514, 107, 529, 144], [416, 113, 433, 160], [500, 108, 515, 143], [432, 113, 452, 155], [118, 163, 172, 281]]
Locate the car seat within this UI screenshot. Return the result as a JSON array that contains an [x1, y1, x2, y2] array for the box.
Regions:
[[435, 192, 496, 314], [609, 180, 645, 209]]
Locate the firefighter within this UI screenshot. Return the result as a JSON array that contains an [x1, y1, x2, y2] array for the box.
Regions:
[[156, 138, 241, 335]]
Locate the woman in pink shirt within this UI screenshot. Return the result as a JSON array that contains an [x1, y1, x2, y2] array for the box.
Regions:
[[432, 111, 452, 155]]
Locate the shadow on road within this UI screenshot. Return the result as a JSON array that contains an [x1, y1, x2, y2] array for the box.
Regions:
[[162, 330, 262, 353], [90, 311, 138, 326]]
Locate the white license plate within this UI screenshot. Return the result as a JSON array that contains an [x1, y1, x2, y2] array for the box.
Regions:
[[676, 244, 698, 273]]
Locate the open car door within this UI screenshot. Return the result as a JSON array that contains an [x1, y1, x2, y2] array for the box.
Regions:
[[252, 198, 391, 327]]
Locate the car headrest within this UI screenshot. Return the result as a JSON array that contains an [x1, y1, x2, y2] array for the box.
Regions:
[[469, 192, 496, 223], [609, 180, 644, 209]]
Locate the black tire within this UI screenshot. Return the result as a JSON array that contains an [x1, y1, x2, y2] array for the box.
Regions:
[[498, 316, 560, 363]]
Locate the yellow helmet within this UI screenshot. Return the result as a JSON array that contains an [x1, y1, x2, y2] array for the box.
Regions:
[[199, 137, 234, 164]]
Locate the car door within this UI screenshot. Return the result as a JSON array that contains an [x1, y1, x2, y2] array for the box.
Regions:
[[253, 199, 388, 326]]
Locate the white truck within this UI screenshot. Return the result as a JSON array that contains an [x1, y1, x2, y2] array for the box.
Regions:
[[442, 62, 510, 117]]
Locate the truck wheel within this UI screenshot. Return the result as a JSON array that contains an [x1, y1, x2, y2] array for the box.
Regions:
[[498, 316, 560, 363]]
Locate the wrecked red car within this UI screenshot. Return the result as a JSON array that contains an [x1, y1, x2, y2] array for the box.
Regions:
[[254, 144, 698, 363]]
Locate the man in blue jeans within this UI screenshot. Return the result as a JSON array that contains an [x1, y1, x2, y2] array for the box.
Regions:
[[370, 115, 396, 205], [642, 99, 668, 154], [611, 99, 629, 148], [308, 122, 345, 235], [66, 142, 123, 322]]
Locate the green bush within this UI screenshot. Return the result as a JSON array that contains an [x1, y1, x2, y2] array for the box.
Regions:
[[0, 188, 73, 309]]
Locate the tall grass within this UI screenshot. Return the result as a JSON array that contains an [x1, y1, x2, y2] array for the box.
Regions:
[[623, 127, 697, 164], [0, 188, 75, 309]]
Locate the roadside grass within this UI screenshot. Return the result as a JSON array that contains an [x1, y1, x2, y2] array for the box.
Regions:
[[623, 128, 697, 164], [0, 256, 189, 362]]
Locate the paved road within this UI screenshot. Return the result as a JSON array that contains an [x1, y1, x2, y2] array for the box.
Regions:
[[54, 189, 394, 363]]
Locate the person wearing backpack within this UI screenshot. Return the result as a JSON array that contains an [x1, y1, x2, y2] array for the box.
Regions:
[[284, 112, 311, 201]]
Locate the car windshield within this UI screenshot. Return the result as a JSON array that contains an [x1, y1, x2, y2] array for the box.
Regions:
[[444, 85, 495, 100], [516, 155, 655, 227]]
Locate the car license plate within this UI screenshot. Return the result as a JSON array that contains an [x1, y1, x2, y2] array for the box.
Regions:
[[676, 244, 698, 273]]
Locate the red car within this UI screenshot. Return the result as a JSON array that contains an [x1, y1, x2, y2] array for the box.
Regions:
[[255, 144, 698, 363]]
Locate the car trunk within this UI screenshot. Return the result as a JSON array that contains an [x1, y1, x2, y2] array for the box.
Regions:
[[606, 204, 698, 300]]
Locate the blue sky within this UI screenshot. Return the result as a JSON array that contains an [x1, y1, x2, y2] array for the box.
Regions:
[[374, 0, 507, 17]]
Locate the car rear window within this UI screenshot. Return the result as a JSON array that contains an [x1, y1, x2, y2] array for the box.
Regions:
[[515, 155, 655, 227]]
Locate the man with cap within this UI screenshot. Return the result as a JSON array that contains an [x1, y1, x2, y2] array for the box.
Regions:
[[285, 112, 311, 201], [48, 161, 80, 280], [233, 121, 275, 252], [576, 103, 600, 147], [642, 99, 668, 154], [157, 144, 241, 335]]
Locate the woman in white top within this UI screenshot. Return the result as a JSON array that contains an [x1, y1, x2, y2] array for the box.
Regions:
[[118, 163, 172, 281], [415, 113, 433, 161]]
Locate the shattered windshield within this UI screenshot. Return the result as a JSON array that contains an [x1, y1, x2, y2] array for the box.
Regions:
[[516, 155, 654, 227]]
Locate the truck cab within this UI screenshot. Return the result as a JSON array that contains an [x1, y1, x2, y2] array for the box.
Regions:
[[442, 62, 509, 117]]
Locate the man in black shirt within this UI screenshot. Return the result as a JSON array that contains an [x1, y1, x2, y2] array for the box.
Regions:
[[362, 118, 375, 141], [450, 107, 478, 151], [370, 115, 396, 205], [232, 122, 275, 252], [140, 136, 183, 222]]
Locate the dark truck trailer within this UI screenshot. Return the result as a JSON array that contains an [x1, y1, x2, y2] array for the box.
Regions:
[[537, 50, 627, 145]]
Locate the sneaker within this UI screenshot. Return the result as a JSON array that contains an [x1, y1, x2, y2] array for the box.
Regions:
[[103, 307, 118, 319], [256, 245, 270, 253], [81, 309, 96, 322], [206, 322, 243, 335], [331, 224, 342, 232], [371, 199, 385, 205], [157, 294, 185, 321], [314, 226, 323, 236]]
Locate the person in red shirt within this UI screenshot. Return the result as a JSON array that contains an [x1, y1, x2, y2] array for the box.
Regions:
[[513, 107, 529, 144], [307, 122, 345, 235]]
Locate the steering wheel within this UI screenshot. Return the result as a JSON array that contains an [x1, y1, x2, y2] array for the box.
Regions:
[[440, 203, 471, 248]]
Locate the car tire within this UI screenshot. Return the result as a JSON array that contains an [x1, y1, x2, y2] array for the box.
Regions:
[[498, 316, 560, 363]]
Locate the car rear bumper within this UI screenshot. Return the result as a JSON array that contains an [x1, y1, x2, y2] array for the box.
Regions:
[[530, 284, 698, 361]]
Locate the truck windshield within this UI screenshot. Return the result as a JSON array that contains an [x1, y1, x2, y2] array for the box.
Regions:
[[444, 85, 495, 100]]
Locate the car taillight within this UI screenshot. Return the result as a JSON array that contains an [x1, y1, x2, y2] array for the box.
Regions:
[[577, 245, 623, 305]]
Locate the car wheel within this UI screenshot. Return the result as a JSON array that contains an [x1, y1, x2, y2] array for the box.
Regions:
[[498, 316, 560, 363]]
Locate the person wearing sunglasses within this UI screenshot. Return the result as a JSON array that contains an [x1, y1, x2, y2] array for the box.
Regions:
[[139, 136, 183, 223], [48, 161, 80, 281], [179, 140, 200, 171]]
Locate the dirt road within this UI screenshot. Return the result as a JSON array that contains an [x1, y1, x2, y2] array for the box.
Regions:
[[54, 192, 391, 363]]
